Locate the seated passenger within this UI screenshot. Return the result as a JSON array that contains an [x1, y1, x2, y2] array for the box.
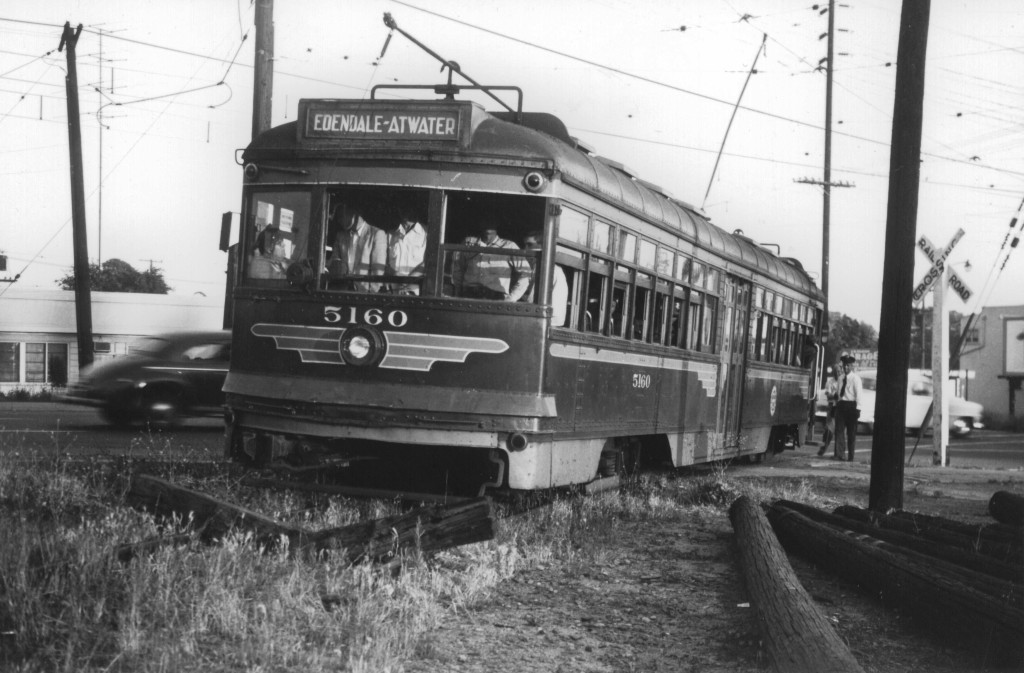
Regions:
[[522, 232, 567, 327], [248, 226, 289, 279], [453, 218, 531, 302], [328, 204, 387, 292], [386, 206, 427, 295]]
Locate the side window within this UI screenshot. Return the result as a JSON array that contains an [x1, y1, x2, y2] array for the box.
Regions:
[[182, 343, 229, 361], [245, 192, 312, 282], [584, 267, 608, 333], [702, 295, 718, 354], [687, 291, 703, 351]]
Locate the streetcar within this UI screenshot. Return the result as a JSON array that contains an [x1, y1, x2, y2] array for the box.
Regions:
[[223, 83, 824, 496]]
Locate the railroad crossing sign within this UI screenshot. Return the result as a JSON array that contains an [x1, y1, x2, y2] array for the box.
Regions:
[[912, 229, 972, 302]]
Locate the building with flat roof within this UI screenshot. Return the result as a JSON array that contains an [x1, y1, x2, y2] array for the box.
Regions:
[[0, 289, 223, 392], [958, 303, 1024, 420]]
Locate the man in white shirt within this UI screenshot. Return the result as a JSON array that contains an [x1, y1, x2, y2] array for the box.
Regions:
[[387, 208, 427, 295], [834, 352, 863, 461], [328, 204, 386, 292]]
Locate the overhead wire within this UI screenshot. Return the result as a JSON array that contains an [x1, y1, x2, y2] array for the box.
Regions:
[[0, 18, 253, 297]]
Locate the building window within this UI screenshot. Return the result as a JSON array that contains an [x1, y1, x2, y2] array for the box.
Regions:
[[25, 343, 69, 386], [964, 328, 980, 345], [0, 342, 18, 382]]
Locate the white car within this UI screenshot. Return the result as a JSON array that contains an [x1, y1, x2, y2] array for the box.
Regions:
[[816, 369, 984, 437]]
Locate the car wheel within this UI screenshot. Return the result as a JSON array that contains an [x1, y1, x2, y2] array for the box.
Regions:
[[142, 390, 183, 430], [99, 405, 134, 428]]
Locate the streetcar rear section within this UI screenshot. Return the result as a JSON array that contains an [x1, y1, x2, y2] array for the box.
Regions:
[[223, 92, 823, 497]]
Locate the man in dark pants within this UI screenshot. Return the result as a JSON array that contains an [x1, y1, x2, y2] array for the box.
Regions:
[[833, 352, 863, 461]]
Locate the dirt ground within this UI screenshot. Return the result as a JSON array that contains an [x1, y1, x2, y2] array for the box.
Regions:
[[405, 445, 1024, 673]]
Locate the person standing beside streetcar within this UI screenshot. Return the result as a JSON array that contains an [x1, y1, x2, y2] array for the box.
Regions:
[[834, 352, 863, 461]]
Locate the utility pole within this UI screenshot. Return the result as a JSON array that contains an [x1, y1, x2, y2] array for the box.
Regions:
[[869, 0, 932, 513], [821, 0, 836, 341], [59, 22, 94, 369], [224, 0, 273, 329], [252, 0, 274, 139]]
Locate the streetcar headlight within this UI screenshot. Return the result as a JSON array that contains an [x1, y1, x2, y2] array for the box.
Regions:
[[347, 335, 371, 360], [339, 326, 385, 366], [523, 171, 546, 193]]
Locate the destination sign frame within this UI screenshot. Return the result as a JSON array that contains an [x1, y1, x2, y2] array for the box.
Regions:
[[298, 99, 471, 144]]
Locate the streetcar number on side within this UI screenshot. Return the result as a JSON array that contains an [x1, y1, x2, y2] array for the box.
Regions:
[[632, 372, 652, 389]]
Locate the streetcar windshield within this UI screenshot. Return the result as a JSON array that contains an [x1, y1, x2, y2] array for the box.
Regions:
[[240, 186, 552, 306]]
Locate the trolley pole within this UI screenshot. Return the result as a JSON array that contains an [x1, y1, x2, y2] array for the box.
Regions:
[[869, 0, 932, 513], [59, 22, 94, 369]]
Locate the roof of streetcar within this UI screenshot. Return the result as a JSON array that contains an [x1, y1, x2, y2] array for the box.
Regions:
[[244, 97, 822, 301]]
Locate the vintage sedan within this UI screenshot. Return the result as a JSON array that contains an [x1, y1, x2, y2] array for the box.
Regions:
[[63, 330, 231, 427], [816, 368, 984, 437]]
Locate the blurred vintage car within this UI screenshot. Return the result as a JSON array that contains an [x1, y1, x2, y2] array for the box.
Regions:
[[63, 330, 231, 428], [816, 368, 984, 437]]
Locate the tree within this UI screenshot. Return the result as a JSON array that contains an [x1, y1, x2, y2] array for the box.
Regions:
[[56, 258, 171, 293], [826, 311, 878, 362]]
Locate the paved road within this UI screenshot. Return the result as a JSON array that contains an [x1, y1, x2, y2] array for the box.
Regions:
[[0, 402, 223, 458], [1, 403, 1021, 470]]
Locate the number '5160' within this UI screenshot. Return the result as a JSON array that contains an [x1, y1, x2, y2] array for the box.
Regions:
[[324, 306, 409, 327], [632, 373, 652, 389]]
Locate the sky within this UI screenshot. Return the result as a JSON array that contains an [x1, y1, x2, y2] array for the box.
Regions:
[[1, 0, 1022, 329]]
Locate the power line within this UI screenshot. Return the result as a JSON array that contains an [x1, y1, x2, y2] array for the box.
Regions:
[[389, 1, 1024, 181]]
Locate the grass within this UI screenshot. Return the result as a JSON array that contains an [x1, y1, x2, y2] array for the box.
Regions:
[[0, 388, 61, 402], [0, 445, 829, 672]]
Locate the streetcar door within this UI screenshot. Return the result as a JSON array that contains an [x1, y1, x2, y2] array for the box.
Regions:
[[718, 276, 750, 448]]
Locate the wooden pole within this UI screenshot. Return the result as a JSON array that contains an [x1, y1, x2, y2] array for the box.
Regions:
[[251, 0, 274, 139], [729, 497, 865, 673], [59, 22, 94, 369], [869, 0, 932, 512]]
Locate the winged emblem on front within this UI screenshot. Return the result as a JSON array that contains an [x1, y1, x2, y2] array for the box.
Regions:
[[251, 323, 508, 371]]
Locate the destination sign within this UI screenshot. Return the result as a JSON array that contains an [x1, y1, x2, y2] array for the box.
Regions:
[[300, 101, 464, 141]]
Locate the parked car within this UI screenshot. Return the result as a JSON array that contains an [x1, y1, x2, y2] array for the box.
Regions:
[[816, 368, 984, 437], [63, 330, 231, 428]]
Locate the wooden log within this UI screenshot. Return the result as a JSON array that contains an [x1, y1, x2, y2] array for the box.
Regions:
[[834, 505, 1022, 566], [888, 509, 1023, 547], [124, 474, 496, 564], [767, 502, 1024, 667], [126, 473, 296, 546], [989, 491, 1024, 528], [774, 501, 1023, 606], [728, 496, 865, 673], [294, 498, 495, 564]]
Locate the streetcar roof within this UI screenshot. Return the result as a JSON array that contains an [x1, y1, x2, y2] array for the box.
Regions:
[[244, 98, 822, 301]]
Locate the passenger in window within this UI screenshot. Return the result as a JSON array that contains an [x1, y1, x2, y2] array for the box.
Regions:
[[521, 232, 567, 327], [328, 204, 386, 292], [386, 206, 427, 295], [248, 226, 289, 279], [453, 218, 530, 301]]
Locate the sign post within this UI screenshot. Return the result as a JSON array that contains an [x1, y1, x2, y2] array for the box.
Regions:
[[914, 229, 971, 467]]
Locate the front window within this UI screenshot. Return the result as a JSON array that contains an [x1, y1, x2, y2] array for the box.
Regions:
[[244, 191, 312, 282]]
